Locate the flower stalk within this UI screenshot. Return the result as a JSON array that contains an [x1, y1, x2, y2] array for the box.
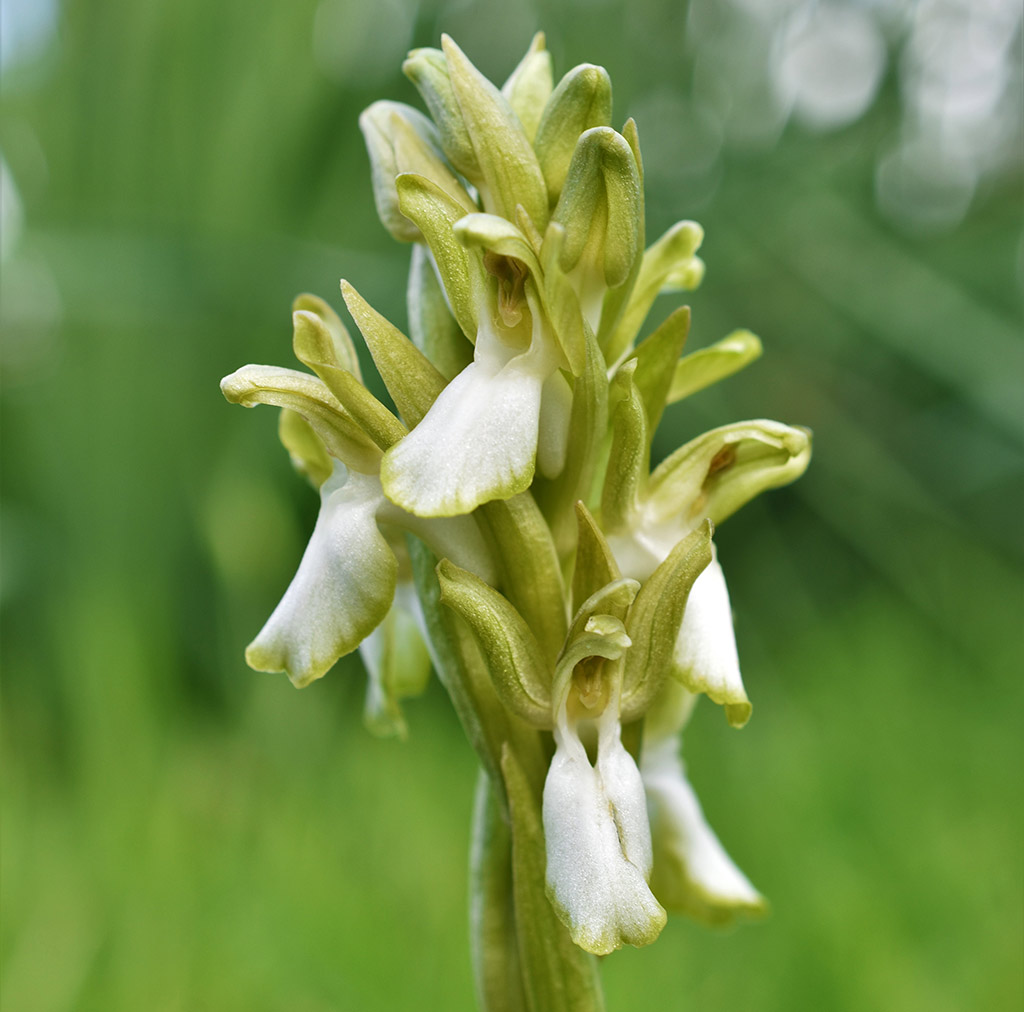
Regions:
[[221, 32, 810, 1011]]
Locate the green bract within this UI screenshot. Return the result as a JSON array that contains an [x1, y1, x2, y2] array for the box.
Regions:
[[221, 32, 811, 1009]]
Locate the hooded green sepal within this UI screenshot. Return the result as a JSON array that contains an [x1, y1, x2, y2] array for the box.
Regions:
[[604, 220, 704, 364], [601, 360, 649, 533], [442, 35, 549, 229], [500, 746, 606, 1012], [293, 310, 407, 450], [630, 306, 691, 435], [340, 280, 447, 427], [220, 365, 381, 474], [437, 559, 552, 727], [668, 329, 762, 403], [407, 536, 545, 789], [397, 172, 490, 342], [403, 46, 479, 180], [620, 521, 713, 721], [478, 494, 568, 664], [571, 501, 622, 614], [648, 420, 812, 528], [278, 409, 332, 488], [360, 586, 432, 738], [534, 64, 613, 206], [552, 127, 642, 330], [501, 32, 553, 143], [359, 100, 475, 242], [292, 293, 362, 380], [407, 243, 474, 380]]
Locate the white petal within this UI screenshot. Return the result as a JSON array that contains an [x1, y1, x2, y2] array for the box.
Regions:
[[380, 319, 559, 517], [642, 736, 765, 921], [542, 726, 666, 955], [246, 465, 397, 687], [673, 553, 751, 727]]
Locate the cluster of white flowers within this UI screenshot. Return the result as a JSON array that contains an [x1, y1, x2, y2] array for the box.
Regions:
[[222, 33, 810, 968]]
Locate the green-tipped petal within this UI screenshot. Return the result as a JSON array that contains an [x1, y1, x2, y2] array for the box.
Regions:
[[648, 419, 812, 528], [442, 35, 549, 228], [501, 32, 553, 142], [643, 736, 766, 923], [437, 558, 552, 726], [293, 310, 407, 450], [668, 329, 763, 403], [292, 293, 362, 380], [278, 408, 332, 488], [220, 365, 381, 474], [245, 466, 397, 687], [534, 64, 613, 205], [672, 552, 750, 727]]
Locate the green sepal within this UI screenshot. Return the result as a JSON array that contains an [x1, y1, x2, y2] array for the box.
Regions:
[[220, 365, 381, 473], [293, 310, 407, 450], [501, 32, 553, 143], [668, 329, 762, 403], [647, 420, 812, 528], [407, 243, 474, 381], [620, 521, 713, 721], [437, 558, 553, 728], [397, 172, 490, 342], [604, 219, 704, 364], [478, 494, 568, 664], [292, 293, 362, 381], [340, 279, 447, 427], [571, 501, 623, 614], [552, 127, 642, 291], [407, 536, 547, 790], [533, 64, 613, 206], [359, 100, 476, 243], [403, 46, 479, 180], [278, 409, 332, 488], [534, 326, 608, 563], [361, 591, 432, 739], [538, 225, 586, 376], [442, 35, 549, 230], [567, 581, 639, 642], [551, 613, 632, 715], [469, 772, 529, 1012], [500, 746, 606, 1012], [601, 360, 649, 533], [630, 306, 691, 434]]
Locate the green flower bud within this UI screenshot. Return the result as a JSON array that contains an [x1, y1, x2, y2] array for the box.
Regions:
[[359, 100, 475, 242], [534, 63, 613, 205], [501, 32, 554, 143]]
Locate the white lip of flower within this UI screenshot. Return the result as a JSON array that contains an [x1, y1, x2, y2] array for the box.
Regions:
[[221, 362, 496, 688], [541, 620, 667, 955], [380, 283, 568, 518], [640, 681, 765, 921]]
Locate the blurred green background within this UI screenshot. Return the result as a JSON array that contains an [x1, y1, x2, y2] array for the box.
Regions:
[[2, 0, 1022, 1009]]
